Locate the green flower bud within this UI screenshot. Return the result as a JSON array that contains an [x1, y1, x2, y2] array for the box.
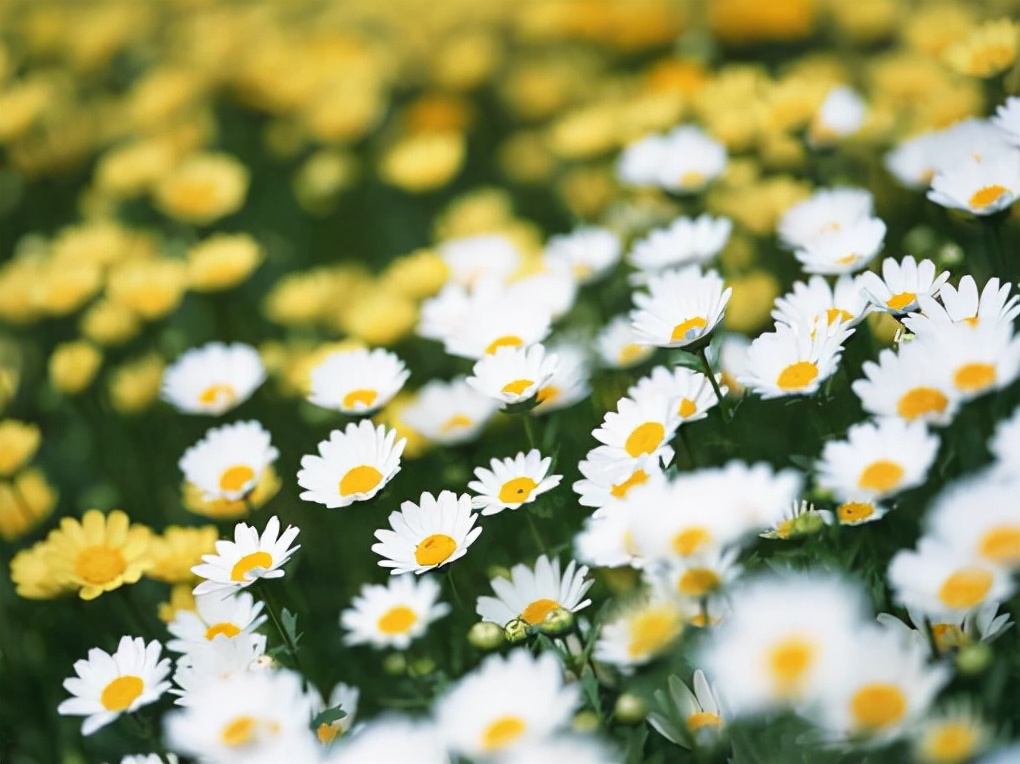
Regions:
[[789, 510, 826, 537], [409, 657, 436, 677], [956, 642, 993, 675], [468, 621, 505, 651], [504, 617, 531, 644], [614, 693, 647, 724], [382, 653, 407, 675], [572, 710, 600, 733], [537, 606, 575, 637]]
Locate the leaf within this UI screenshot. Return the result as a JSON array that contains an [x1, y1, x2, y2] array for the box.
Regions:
[[624, 724, 649, 764], [580, 666, 603, 717], [670, 350, 704, 371], [281, 608, 303, 647], [310, 704, 347, 729]]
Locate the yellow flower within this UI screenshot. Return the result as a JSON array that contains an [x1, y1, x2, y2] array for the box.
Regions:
[[49, 341, 102, 395], [943, 19, 1019, 78], [0, 420, 41, 476], [0, 260, 45, 325], [262, 268, 343, 328], [292, 149, 359, 215], [146, 525, 218, 584], [903, 3, 977, 57], [41, 509, 152, 601], [108, 354, 165, 415], [826, 0, 900, 43], [707, 0, 817, 44], [107, 259, 188, 321], [50, 220, 147, 269], [153, 152, 250, 225], [725, 271, 782, 334], [10, 543, 70, 600], [182, 464, 281, 520], [0, 77, 52, 142], [186, 233, 262, 292], [158, 583, 197, 623], [379, 131, 466, 193], [374, 393, 430, 460], [80, 300, 142, 346], [708, 175, 812, 236], [35, 260, 102, 317], [304, 80, 384, 144], [379, 249, 450, 301], [94, 138, 178, 198], [341, 289, 418, 346], [0, 468, 56, 541], [431, 31, 501, 91]]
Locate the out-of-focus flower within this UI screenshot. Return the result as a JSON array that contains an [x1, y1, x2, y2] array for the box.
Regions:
[[146, 526, 218, 585], [0, 468, 57, 541], [153, 152, 250, 225], [179, 421, 279, 503], [308, 348, 409, 415], [161, 342, 265, 416], [49, 340, 102, 395], [943, 19, 1019, 78], [186, 233, 263, 292], [0, 419, 40, 476], [379, 131, 465, 193], [109, 354, 165, 415], [107, 259, 188, 321]]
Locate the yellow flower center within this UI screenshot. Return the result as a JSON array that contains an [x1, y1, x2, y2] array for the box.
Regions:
[[953, 362, 996, 393], [687, 711, 722, 732], [767, 637, 814, 693], [230, 550, 273, 582], [377, 605, 418, 635], [317, 722, 341, 744], [498, 476, 538, 504], [978, 526, 1020, 565], [100, 675, 144, 711], [219, 464, 256, 493], [931, 623, 968, 653], [677, 568, 721, 597], [74, 545, 127, 586], [825, 307, 853, 325], [857, 460, 904, 493], [670, 316, 708, 343], [837, 501, 875, 524], [617, 343, 648, 366], [414, 533, 457, 567], [205, 622, 242, 640], [482, 715, 527, 752], [938, 568, 993, 609], [886, 291, 917, 312], [835, 253, 859, 265], [501, 378, 534, 396], [536, 385, 559, 404], [521, 597, 560, 625], [220, 715, 279, 747], [776, 361, 818, 391], [485, 335, 525, 355], [678, 397, 697, 418], [679, 170, 706, 188], [850, 683, 907, 731], [624, 421, 664, 457], [440, 414, 473, 433], [897, 387, 948, 420], [672, 527, 711, 556], [341, 388, 378, 410], [338, 465, 383, 496], [627, 606, 681, 658], [921, 722, 979, 763], [968, 184, 1008, 209], [610, 469, 649, 499], [198, 383, 236, 406]]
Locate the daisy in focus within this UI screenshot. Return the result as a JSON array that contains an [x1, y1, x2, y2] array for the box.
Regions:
[[630, 266, 731, 349], [401, 377, 500, 445], [466, 344, 559, 407], [297, 420, 405, 508], [307, 347, 410, 415], [191, 515, 300, 596], [859, 255, 950, 316], [772, 274, 871, 330], [372, 490, 481, 575], [468, 449, 562, 515], [476, 555, 593, 628], [852, 345, 960, 426], [905, 276, 1020, 336], [628, 365, 724, 424], [927, 148, 1020, 216], [341, 574, 450, 649], [161, 342, 266, 415], [178, 420, 279, 502]]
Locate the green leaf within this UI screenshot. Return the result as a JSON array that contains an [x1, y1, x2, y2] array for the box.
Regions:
[[580, 666, 603, 717], [624, 724, 649, 764], [310, 704, 347, 729], [281, 607, 303, 646]]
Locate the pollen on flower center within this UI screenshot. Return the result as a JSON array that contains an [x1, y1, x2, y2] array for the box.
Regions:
[[377, 605, 418, 634], [857, 459, 904, 493], [498, 476, 538, 504], [672, 527, 711, 556], [978, 526, 1020, 564], [440, 414, 473, 433], [677, 568, 721, 597], [501, 378, 535, 396], [687, 711, 722, 732], [624, 421, 665, 457], [897, 387, 948, 420], [767, 636, 814, 691], [100, 674, 144, 711], [205, 622, 242, 640], [776, 361, 818, 391], [678, 397, 697, 417], [886, 291, 916, 311], [342, 388, 378, 410], [670, 316, 708, 343], [198, 383, 236, 406], [969, 184, 1008, 209], [837, 501, 874, 524], [521, 597, 560, 625], [230, 550, 274, 582], [74, 545, 127, 585], [825, 307, 853, 325], [485, 335, 524, 355], [414, 533, 457, 567], [938, 568, 993, 609], [627, 607, 681, 658], [850, 683, 907, 730], [953, 362, 996, 393], [338, 465, 383, 496], [611, 469, 648, 498], [219, 464, 256, 493], [482, 715, 527, 751]]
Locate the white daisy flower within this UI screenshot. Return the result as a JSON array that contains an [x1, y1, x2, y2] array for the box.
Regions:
[[166, 590, 267, 654], [859, 255, 951, 315], [657, 548, 743, 601], [992, 96, 1020, 146], [402, 377, 500, 445], [905, 277, 1020, 337], [809, 85, 866, 146], [161, 342, 265, 415], [912, 701, 995, 764], [435, 649, 579, 758], [595, 315, 656, 369], [417, 282, 472, 341], [503, 261, 578, 320], [772, 274, 872, 330], [630, 266, 731, 349], [760, 500, 835, 540], [656, 126, 728, 193], [834, 498, 890, 527], [171, 631, 268, 701], [917, 320, 1020, 402], [792, 216, 887, 275], [476, 555, 593, 628], [439, 233, 522, 288], [617, 132, 670, 185], [573, 503, 643, 569], [816, 418, 939, 503], [852, 344, 960, 426], [57, 636, 172, 735], [648, 670, 726, 748], [543, 226, 621, 284], [627, 215, 732, 274], [884, 131, 943, 189], [594, 595, 686, 671], [531, 343, 591, 415], [740, 320, 854, 399], [297, 420, 405, 509], [925, 475, 1020, 571], [325, 716, 447, 764], [178, 420, 279, 502], [591, 393, 679, 465], [312, 681, 359, 744], [469, 449, 562, 516], [573, 445, 663, 512], [191, 515, 300, 596], [777, 187, 875, 250], [466, 344, 559, 407], [341, 574, 450, 650], [307, 347, 410, 414], [372, 490, 482, 575], [441, 285, 553, 360], [628, 365, 724, 423], [928, 147, 1020, 215], [163, 669, 319, 764], [881, 602, 1014, 658]]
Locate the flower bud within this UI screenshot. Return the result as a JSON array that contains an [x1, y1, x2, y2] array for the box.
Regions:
[[790, 510, 826, 537], [468, 621, 505, 651], [538, 606, 575, 637], [382, 653, 407, 675], [614, 693, 647, 724], [572, 710, 600, 733], [956, 642, 993, 675], [409, 657, 436, 677], [503, 617, 531, 644]]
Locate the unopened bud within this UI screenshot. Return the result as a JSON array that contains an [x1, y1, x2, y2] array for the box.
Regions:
[[409, 657, 436, 677], [504, 617, 531, 644], [956, 642, 993, 675], [382, 653, 407, 675], [614, 693, 647, 724], [468, 621, 505, 651], [790, 510, 825, 537], [572, 709, 600, 733], [538, 607, 575, 637]]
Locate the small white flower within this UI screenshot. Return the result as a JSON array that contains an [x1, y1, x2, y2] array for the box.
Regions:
[[372, 490, 482, 575], [740, 321, 853, 399], [531, 343, 592, 415], [167, 590, 267, 654], [418, 283, 472, 341], [440, 234, 522, 288], [992, 96, 1020, 146], [574, 503, 643, 569], [57, 636, 171, 735], [544, 226, 621, 284], [925, 474, 1020, 571], [591, 394, 678, 465], [773, 274, 872, 330], [469, 449, 562, 515], [307, 347, 410, 414], [916, 320, 1020, 402], [171, 631, 268, 701], [656, 548, 744, 601], [809, 85, 866, 145], [927, 147, 1020, 215], [573, 445, 663, 512], [648, 670, 725, 748], [312, 681, 359, 743], [476, 555, 593, 627], [628, 365, 724, 424], [161, 342, 265, 415], [191, 515, 301, 596], [467, 344, 559, 407], [594, 595, 686, 671], [595, 315, 656, 369], [859, 255, 951, 315], [905, 276, 1020, 337], [341, 574, 450, 650], [792, 216, 887, 275], [778, 187, 875, 250], [178, 420, 279, 501], [297, 420, 405, 509], [402, 377, 500, 445], [630, 266, 731, 349], [627, 215, 732, 274], [618, 126, 727, 194], [852, 344, 960, 426], [441, 283, 553, 360], [833, 498, 890, 527]]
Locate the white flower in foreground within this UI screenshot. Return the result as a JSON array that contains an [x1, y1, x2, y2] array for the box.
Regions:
[[372, 490, 481, 575], [496, 735, 619, 764], [792, 216, 887, 275], [912, 702, 995, 764], [574, 503, 643, 569], [740, 321, 853, 399], [532, 343, 591, 415], [435, 649, 579, 758], [312, 681, 359, 744], [178, 420, 279, 501], [928, 148, 1020, 215], [917, 320, 1020, 402], [629, 365, 724, 424], [341, 574, 450, 650], [906, 276, 1020, 337], [573, 445, 663, 511], [469, 449, 562, 515], [476, 555, 593, 628], [595, 315, 656, 369], [191, 515, 300, 596], [167, 590, 267, 654], [171, 631, 267, 701], [307, 347, 409, 414], [544, 226, 621, 284], [594, 595, 685, 671], [161, 342, 265, 415], [655, 126, 728, 193], [859, 255, 950, 315], [402, 377, 500, 445], [297, 420, 405, 508], [772, 274, 871, 330], [630, 266, 731, 349], [852, 344, 960, 426], [809, 85, 866, 145], [58, 636, 171, 735], [324, 716, 447, 764], [925, 475, 1020, 571], [627, 215, 732, 273], [467, 344, 559, 407]]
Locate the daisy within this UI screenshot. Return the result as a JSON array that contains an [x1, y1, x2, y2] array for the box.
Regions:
[[573, 445, 663, 511], [401, 377, 500, 445], [191, 515, 300, 596], [906, 277, 1020, 336], [466, 344, 559, 407], [297, 420, 405, 509], [469, 449, 562, 515], [884, 131, 944, 189], [417, 282, 472, 342], [531, 343, 591, 415], [476, 555, 593, 628], [161, 342, 265, 415], [648, 670, 725, 749], [928, 148, 1020, 215], [852, 344, 960, 426], [859, 255, 951, 316], [325, 716, 447, 764], [760, 500, 835, 540], [594, 594, 685, 671], [654, 126, 728, 193], [809, 85, 866, 146], [58, 636, 171, 735], [630, 266, 731, 349], [307, 347, 410, 415], [178, 421, 279, 502], [543, 226, 621, 284], [595, 315, 656, 369], [502, 262, 579, 321], [777, 187, 875, 250], [816, 418, 939, 503], [341, 574, 450, 650], [912, 701, 994, 764], [313, 681, 359, 744], [372, 490, 482, 575], [573, 503, 643, 569], [166, 590, 267, 654], [628, 365, 724, 423], [439, 233, 521, 288], [772, 274, 871, 330], [627, 215, 732, 274], [992, 96, 1020, 146], [171, 631, 268, 700], [740, 320, 854, 399], [834, 498, 890, 526], [792, 216, 887, 275], [919, 320, 1020, 401], [657, 548, 743, 601], [435, 649, 579, 758], [441, 286, 553, 360], [592, 394, 679, 465], [925, 476, 1020, 571]]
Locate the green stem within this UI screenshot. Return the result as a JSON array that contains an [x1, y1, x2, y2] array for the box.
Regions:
[[678, 426, 699, 468], [696, 346, 730, 423], [257, 580, 305, 678], [524, 509, 547, 556], [522, 414, 538, 450], [444, 565, 465, 611]]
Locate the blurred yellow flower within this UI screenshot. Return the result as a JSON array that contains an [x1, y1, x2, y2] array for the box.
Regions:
[[10, 544, 69, 600], [0, 420, 41, 476], [153, 152, 250, 225], [107, 354, 165, 415], [50, 220, 148, 269], [80, 300, 142, 346], [292, 149, 359, 215], [186, 233, 263, 292], [94, 138, 178, 198], [431, 31, 502, 91], [341, 289, 418, 346], [707, 0, 817, 44], [0, 260, 44, 325], [379, 249, 449, 301], [0, 78, 52, 143], [146, 525, 218, 584], [35, 261, 102, 317], [825, 0, 900, 43], [902, 4, 977, 57], [725, 271, 782, 334], [943, 19, 1020, 79], [158, 583, 197, 623], [379, 131, 466, 193], [374, 392, 431, 460], [127, 66, 207, 132], [49, 341, 102, 395], [107, 258, 188, 320], [709, 175, 812, 236], [182, 464, 281, 520], [0, 468, 57, 541]]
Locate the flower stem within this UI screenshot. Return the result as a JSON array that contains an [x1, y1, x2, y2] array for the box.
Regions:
[[696, 346, 731, 423], [525, 508, 547, 556], [256, 580, 305, 678]]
